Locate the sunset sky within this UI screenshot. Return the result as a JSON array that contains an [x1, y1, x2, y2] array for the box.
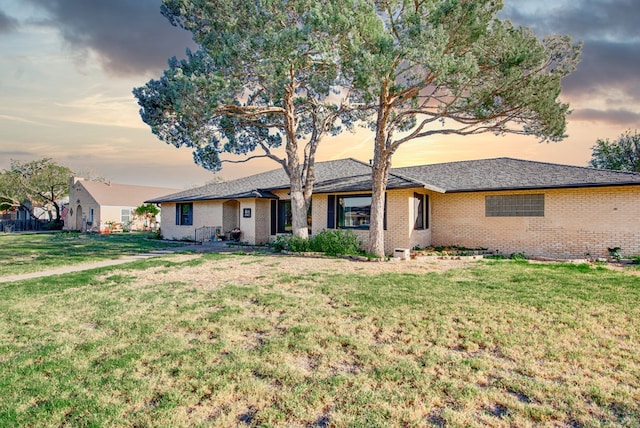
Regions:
[[1, 0, 638, 188]]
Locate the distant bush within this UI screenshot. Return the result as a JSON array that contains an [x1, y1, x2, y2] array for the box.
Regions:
[[44, 220, 64, 230]]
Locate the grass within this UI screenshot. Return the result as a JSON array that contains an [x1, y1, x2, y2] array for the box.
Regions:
[[0, 232, 184, 276], [0, 254, 639, 427]]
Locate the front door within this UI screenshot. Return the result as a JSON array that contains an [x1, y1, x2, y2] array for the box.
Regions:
[[75, 205, 83, 231]]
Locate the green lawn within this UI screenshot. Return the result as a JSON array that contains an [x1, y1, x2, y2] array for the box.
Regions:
[[0, 232, 184, 276], [0, 254, 638, 427]]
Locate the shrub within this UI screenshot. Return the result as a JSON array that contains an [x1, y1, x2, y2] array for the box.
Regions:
[[44, 220, 64, 230], [271, 230, 361, 256], [271, 235, 311, 253], [310, 229, 361, 256], [288, 236, 312, 252]]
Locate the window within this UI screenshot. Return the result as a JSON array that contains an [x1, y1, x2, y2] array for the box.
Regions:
[[485, 194, 544, 217], [270, 200, 311, 234], [278, 200, 293, 233], [120, 208, 131, 224], [338, 195, 371, 229], [89, 208, 94, 224], [121, 208, 130, 224], [176, 203, 193, 225], [327, 194, 386, 230], [414, 193, 429, 230]]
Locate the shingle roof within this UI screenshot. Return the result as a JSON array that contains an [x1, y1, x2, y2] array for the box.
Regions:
[[79, 181, 179, 206], [148, 158, 374, 203], [312, 173, 418, 193], [392, 158, 640, 193], [148, 157, 640, 203]]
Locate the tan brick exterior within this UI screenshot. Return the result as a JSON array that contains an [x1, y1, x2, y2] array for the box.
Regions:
[[431, 185, 640, 259], [161, 190, 289, 244], [311, 190, 431, 255], [160, 184, 639, 259], [162, 201, 223, 241]]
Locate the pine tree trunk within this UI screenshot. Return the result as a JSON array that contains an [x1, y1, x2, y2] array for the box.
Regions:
[[368, 167, 387, 257], [368, 92, 392, 258], [290, 189, 309, 239], [286, 154, 310, 240]]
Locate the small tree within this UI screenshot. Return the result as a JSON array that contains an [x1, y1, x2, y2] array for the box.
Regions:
[[343, 0, 581, 257], [134, 203, 160, 229], [0, 158, 73, 221], [590, 130, 640, 172], [134, 0, 361, 239]]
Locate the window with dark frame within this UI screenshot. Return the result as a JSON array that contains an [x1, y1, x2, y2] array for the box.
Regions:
[[485, 194, 544, 217], [327, 194, 386, 230], [175, 203, 193, 225], [338, 195, 371, 229], [413, 193, 429, 230], [271, 200, 311, 234], [278, 200, 293, 233]]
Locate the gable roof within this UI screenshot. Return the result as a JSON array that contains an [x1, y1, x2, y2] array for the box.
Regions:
[[392, 158, 640, 193], [148, 158, 374, 203], [78, 180, 179, 206], [148, 157, 640, 203]]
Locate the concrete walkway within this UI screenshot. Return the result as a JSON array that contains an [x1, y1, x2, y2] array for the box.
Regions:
[[0, 241, 261, 284]]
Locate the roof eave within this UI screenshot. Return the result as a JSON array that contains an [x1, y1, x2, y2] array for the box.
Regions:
[[443, 182, 640, 193]]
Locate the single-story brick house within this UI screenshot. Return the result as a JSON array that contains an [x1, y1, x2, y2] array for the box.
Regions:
[[148, 158, 640, 259], [65, 177, 177, 232]]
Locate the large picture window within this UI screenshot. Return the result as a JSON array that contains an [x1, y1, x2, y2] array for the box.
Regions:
[[176, 203, 193, 225], [414, 193, 429, 230], [327, 194, 386, 230], [485, 194, 544, 217], [338, 195, 371, 229]]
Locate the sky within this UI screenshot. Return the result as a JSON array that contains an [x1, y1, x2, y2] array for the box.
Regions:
[[0, 0, 638, 189]]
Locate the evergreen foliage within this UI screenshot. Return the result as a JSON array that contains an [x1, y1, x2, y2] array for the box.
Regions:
[[590, 129, 640, 172]]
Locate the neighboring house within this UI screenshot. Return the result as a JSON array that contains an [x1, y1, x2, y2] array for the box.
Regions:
[[148, 158, 640, 259], [65, 177, 178, 232]]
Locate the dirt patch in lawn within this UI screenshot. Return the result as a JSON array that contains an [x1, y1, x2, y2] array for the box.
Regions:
[[127, 253, 479, 288]]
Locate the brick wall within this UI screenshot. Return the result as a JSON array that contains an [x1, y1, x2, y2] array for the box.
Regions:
[[311, 190, 432, 254], [161, 201, 223, 241], [431, 186, 640, 259], [160, 184, 639, 258]]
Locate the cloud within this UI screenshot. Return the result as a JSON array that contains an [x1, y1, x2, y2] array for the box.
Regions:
[[502, 0, 640, 41], [571, 108, 640, 126], [0, 9, 19, 34], [501, 0, 640, 125], [23, 0, 194, 77], [0, 114, 56, 127], [0, 150, 35, 158], [51, 93, 147, 129], [561, 40, 640, 102]]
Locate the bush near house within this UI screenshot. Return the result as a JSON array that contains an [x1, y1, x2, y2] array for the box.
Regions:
[[271, 229, 361, 256]]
